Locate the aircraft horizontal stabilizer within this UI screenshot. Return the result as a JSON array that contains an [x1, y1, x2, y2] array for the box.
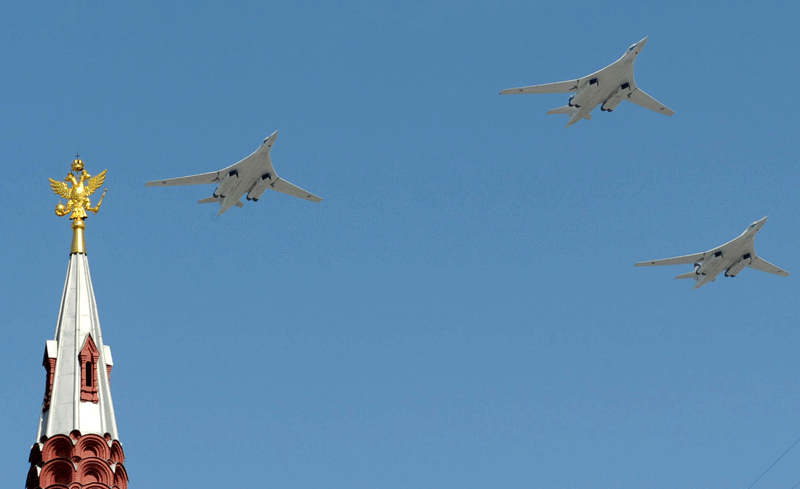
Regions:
[[674, 271, 697, 280], [197, 196, 244, 207], [545, 106, 576, 115]]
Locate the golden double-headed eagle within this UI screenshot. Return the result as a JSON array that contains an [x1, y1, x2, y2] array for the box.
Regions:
[[49, 157, 108, 220]]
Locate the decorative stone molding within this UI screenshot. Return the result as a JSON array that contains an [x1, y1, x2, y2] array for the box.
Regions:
[[24, 466, 39, 489], [75, 436, 109, 461], [41, 435, 73, 461], [113, 464, 129, 489], [28, 444, 42, 466], [109, 441, 124, 465], [38, 458, 74, 487], [78, 458, 114, 484], [27, 433, 128, 489]]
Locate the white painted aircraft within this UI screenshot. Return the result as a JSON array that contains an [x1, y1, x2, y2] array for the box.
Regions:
[[500, 37, 674, 127], [635, 217, 789, 290], [145, 131, 322, 215]]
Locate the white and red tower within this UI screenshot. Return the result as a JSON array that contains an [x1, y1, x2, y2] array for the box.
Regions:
[[26, 159, 127, 489]]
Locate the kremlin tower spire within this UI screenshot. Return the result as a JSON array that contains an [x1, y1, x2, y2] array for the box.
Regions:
[[26, 158, 128, 489]]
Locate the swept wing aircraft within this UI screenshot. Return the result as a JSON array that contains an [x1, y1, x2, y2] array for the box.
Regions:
[[635, 217, 789, 290], [145, 131, 321, 215], [500, 37, 674, 127]]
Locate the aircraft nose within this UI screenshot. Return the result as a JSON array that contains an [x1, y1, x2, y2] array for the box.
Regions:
[[638, 36, 649, 48], [263, 130, 279, 145], [750, 216, 769, 230]]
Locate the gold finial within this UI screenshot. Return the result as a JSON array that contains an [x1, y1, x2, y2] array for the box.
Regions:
[[71, 155, 84, 172], [49, 156, 108, 254]]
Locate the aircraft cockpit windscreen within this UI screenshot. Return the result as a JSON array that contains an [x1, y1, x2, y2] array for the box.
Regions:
[[628, 44, 636, 52]]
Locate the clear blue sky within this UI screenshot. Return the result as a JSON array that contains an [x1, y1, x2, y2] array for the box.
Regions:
[[2, 1, 799, 488]]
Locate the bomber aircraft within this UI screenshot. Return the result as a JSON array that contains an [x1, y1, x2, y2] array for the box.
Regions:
[[500, 37, 674, 127], [635, 217, 789, 290], [146, 131, 322, 215]]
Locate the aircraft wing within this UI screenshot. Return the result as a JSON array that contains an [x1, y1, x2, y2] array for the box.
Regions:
[[627, 88, 675, 116], [748, 257, 790, 277], [635, 252, 705, 267], [145, 171, 222, 187], [270, 178, 322, 203], [500, 79, 579, 95]]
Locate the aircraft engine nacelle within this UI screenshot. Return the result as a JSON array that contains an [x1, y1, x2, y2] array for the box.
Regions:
[[568, 78, 599, 108], [696, 251, 723, 275], [213, 170, 240, 198], [600, 83, 630, 112], [724, 253, 752, 277], [246, 172, 274, 202]]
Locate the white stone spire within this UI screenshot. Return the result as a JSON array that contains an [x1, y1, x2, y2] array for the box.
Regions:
[[36, 252, 119, 441]]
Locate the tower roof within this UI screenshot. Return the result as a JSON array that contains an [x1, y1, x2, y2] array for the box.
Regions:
[[36, 252, 119, 441]]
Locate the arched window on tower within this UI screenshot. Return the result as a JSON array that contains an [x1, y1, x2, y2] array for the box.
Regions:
[[86, 361, 93, 387], [79, 334, 100, 403]]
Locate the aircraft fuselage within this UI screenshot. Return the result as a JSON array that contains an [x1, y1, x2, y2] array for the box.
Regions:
[[690, 221, 762, 288], [214, 136, 275, 214], [565, 47, 641, 127]]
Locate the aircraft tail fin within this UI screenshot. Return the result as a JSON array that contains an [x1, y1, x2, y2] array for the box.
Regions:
[[198, 196, 244, 208], [674, 271, 698, 280], [545, 106, 576, 115]]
